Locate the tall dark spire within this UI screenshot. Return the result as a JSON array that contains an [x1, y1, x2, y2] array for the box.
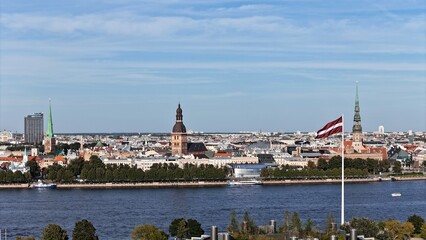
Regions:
[[46, 98, 54, 138], [172, 103, 186, 133], [176, 103, 183, 122], [352, 82, 362, 133]]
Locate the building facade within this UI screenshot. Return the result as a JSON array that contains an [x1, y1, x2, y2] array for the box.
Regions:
[[24, 113, 44, 144], [171, 103, 188, 156]]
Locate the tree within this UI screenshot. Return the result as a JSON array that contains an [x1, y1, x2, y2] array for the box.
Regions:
[[169, 218, 186, 239], [131, 224, 168, 240], [72, 219, 98, 240], [384, 220, 414, 240], [317, 158, 328, 170], [290, 212, 302, 237], [26, 160, 40, 179], [227, 210, 240, 233], [421, 223, 426, 238], [393, 161, 402, 174], [242, 211, 257, 235], [304, 218, 317, 238], [348, 218, 379, 238], [325, 213, 335, 234], [41, 224, 68, 240], [187, 219, 204, 238], [407, 214, 424, 234], [280, 211, 291, 239], [169, 218, 204, 239]]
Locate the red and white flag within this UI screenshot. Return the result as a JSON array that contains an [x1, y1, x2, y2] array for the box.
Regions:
[[316, 116, 343, 139]]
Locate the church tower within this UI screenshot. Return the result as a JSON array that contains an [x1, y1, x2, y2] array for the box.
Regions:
[[171, 103, 188, 156], [352, 82, 364, 152], [44, 99, 56, 154]]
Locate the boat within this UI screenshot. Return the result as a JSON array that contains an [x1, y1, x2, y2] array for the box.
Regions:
[[227, 179, 263, 186], [391, 192, 401, 197], [32, 180, 57, 189]]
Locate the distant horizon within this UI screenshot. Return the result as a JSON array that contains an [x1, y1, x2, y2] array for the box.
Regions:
[[1, 0, 425, 133]]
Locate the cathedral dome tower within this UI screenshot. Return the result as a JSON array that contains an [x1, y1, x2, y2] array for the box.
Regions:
[[171, 103, 188, 156]]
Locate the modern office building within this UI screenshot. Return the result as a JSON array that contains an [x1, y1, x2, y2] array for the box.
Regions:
[[24, 113, 44, 144]]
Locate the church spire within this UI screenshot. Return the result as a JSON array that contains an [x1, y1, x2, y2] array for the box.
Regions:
[[46, 98, 54, 138], [352, 81, 362, 133]]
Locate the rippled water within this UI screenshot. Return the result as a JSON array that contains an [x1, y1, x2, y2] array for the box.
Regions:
[[0, 180, 425, 239]]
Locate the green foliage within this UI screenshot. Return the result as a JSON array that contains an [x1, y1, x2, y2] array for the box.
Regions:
[[242, 211, 257, 235], [131, 224, 168, 240], [383, 220, 414, 240], [290, 212, 302, 237], [348, 218, 379, 238], [325, 213, 335, 234], [421, 223, 426, 238], [227, 209, 240, 233], [0, 170, 29, 183], [169, 218, 185, 237], [260, 157, 377, 179], [25, 160, 40, 179], [393, 161, 402, 174], [72, 219, 98, 240], [187, 219, 204, 238], [407, 214, 424, 234], [41, 224, 68, 240], [169, 218, 204, 239]]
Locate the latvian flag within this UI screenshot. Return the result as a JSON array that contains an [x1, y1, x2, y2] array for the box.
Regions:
[[316, 116, 343, 139]]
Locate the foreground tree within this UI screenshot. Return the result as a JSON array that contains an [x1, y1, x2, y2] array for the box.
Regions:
[[72, 219, 98, 240], [348, 218, 379, 238], [169, 218, 204, 239], [421, 223, 426, 238], [384, 220, 414, 240], [41, 224, 68, 240], [227, 210, 240, 233], [407, 214, 424, 234], [131, 224, 168, 240]]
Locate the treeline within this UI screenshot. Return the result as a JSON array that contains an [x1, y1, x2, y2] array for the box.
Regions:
[[261, 157, 391, 179], [0, 170, 32, 183], [45, 156, 228, 183], [260, 167, 369, 179], [316, 156, 391, 173], [13, 212, 426, 240]]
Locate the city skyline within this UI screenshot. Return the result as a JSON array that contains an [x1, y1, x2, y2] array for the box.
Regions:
[[1, 0, 425, 133]]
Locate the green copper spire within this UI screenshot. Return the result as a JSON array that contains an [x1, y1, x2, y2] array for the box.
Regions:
[[352, 82, 362, 132], [46, 99, 54, 138]]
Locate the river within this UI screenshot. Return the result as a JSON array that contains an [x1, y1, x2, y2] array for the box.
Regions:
[[0, 180, 425, 239]]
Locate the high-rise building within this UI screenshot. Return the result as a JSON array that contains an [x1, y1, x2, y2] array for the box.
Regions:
[[378, 125, 385, 134], [24, 113, 44, 144], [43, 99, 56, 153], [171, 103, 188, 156], [352, 82, 364, 152]]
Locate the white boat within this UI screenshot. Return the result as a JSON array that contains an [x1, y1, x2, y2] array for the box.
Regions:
[[32, 180, 57, 189], [227, 179, 263, 186], [391, 192, 401, 197]]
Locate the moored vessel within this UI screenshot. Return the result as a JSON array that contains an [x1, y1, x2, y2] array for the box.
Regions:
[[32, 180, 57, 189], [227, 179, 263, 186]]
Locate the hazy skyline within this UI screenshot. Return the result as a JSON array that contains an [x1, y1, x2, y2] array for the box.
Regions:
[[1, 0, 425, 133]]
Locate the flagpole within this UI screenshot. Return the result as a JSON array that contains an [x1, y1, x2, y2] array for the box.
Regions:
[[341, 114, 345, 226]]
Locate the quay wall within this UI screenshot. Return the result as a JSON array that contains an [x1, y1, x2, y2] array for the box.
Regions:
[[1, 176, 425, 189]]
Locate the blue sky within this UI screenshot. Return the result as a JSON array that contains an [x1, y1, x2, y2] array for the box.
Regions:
[[1, 0, 425, 133]]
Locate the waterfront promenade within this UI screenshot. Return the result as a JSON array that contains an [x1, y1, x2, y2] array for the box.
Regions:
[[1, 176, 425, 189]]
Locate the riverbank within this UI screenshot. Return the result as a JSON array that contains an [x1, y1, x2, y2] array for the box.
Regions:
[[1, 176, 425, 189]]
